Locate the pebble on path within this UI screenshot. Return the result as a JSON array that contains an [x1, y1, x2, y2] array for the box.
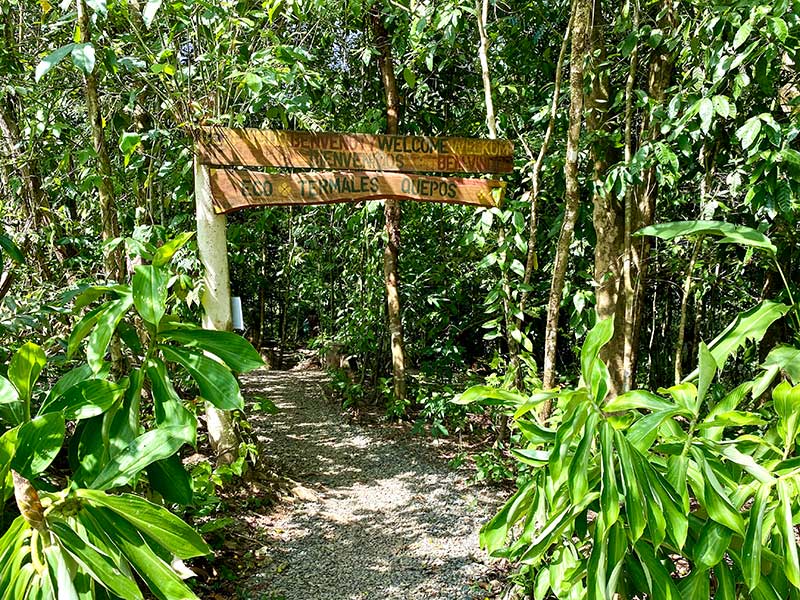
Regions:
[[240, 369, 503, 600]]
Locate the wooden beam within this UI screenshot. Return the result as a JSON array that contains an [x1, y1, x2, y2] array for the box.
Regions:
[[209, 169, 506, 213], [196, 127, 514, 174]]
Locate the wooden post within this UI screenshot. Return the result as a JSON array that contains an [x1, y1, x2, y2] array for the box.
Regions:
[[194, 159, 240, 466]]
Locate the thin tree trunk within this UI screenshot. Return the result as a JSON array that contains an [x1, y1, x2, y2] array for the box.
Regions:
[[370, 6, 407, 403], [477, 0, 513, 441], [674, 238, 702, 383], [519, 4, 573, 315], [77, 0, 124, 282], [541, 0, 591, 400], [621, 0, 640, 392]]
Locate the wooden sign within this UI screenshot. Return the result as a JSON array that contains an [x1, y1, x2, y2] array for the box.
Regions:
[[197, 127, 514, 174], [209, 169, 506, 213]]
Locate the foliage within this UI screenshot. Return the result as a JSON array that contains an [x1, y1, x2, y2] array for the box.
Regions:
[[0, 232, 263, 598], [460, 317, 800, 598]]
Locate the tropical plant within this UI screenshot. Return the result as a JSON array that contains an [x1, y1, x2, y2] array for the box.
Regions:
[[458, 316, 800, 598], [0, 232, 264, 598]]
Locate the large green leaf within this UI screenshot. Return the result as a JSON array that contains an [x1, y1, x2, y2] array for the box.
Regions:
[[567, 412, 598, 503], [160, 328, 264, 373], [35, 44, 76, 81], [777, 480, 800, 589], [633, 541, 682, 600], [85, 507, 200, 600], [480, 479, 536, 554], [580, 317, 614, 399], [694, 520, 734, 569], [603, 390, 676, 413], [70, 43, 95, 74], [146, 359, 196, 445], [67, 305, 108, 359], [742, 483, 770, 591], [598, 422, 619, 535], [8, 342, 46, 407], [152, 233, 194, 267], [636, 220, 777, 256], [78, 490, 210, 559], [159, 346, 243, 410], [755, 345, 800, 393], [615, 431, 646, 542], [43, 544, 80, 600], [89, 427, 186, 490], [0, 234, 24, 266], [132, 265, 168, 328], [692, 449, 745, 535], [48, 520, 144, 600], [685, 301, 791, 379], [0, 375, 23, 426], [87, 295, 134, 373], [38, 379, 126, 421], [146, 455, 193, 505], [452, 385, 528, 406], [10, 413, 65, 478]]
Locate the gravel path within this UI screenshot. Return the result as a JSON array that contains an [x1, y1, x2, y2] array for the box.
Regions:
[[240, 368, 503, 600]]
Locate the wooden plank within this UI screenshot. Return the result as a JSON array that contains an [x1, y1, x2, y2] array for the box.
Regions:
[[209, 169, 506, 213], [196, 127, 514, 173]]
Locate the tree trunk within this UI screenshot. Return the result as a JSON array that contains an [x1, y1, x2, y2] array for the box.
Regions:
[[541, 0, 591, 400], [370, 6, 407, 404], [519, 4, 573, 316], [77, 0, 125, 282], [194, 159, 240, 466]]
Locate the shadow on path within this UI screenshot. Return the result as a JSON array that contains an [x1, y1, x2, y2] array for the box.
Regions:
[[240, 368, 502, 600]]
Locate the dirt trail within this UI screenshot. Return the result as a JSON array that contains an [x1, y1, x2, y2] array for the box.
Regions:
[[240, 368, 502, 600]]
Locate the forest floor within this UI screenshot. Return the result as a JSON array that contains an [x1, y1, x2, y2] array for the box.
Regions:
[[198, 364, 507, 600]]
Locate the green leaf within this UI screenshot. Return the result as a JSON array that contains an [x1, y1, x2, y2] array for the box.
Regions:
[[159, 346, 243, 410], [146, 358, 196, 444], [627, 408, 682, 453], [694, 520, 734, 569], [480, 479, 536, 554], [68, 305, 107, 359], [160, 328, 264, 373], [777, 480, 800, 588], [519, 492, 599, 564], [146, 455, 193, 505], [8, 341, 46, 406], [85, 507, 200, 600], [598, 422, 619, 535], [692, 449, 745, 535], [737, 117, 762, 150], [742, 483, 770, 591], [132, 265, 167, 327], [696, 342, 716, 409], [733, 21, 752, 49], [49, 521, 143, 600], [0, 375, 23, 426], [43, 545, 80, 600], [633, 541, 682, 600], [39, 379, 126, 421], [87, 295, 134, 373], [615, 431, 646, 542], [152, 232, 194, 267], [759, 345, 800, 386], [604, 389, 676, 412], [698, 98, 714, 134], [714, 562, 736, 600], [0, 235, 24, 265], [119, 132, 141, 166], [35, 44, 76, 81], [453, 385, 528, 406], [636, 220, 776, 256], [78, 490, 210, 559], [71, 43, 95, 74], [580, 317, 614, 394], [90, 427, 186, 490], [11, 413, 65, 479], [568, 412, 598, 503], [142, 0, 163, 27]]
